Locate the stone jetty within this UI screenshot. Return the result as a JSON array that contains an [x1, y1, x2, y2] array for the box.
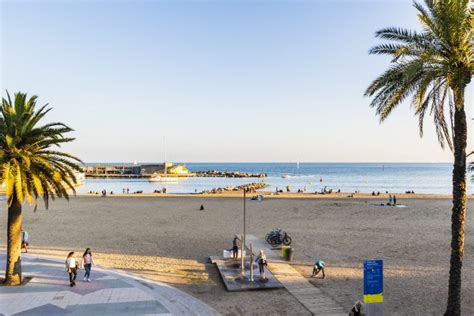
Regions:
[[195, 170, 267, 178], [202, 182, 269, 194]]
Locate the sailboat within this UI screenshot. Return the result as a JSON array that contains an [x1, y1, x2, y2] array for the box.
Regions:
[[148, 137, 179, 183]]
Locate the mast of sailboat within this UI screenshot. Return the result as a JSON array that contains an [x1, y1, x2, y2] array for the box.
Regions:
[[163, 136, 167, 190], [163, 136, 167, 176]]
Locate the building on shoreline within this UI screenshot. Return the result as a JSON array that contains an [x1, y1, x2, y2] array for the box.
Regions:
[[82, 162, 190, 178]]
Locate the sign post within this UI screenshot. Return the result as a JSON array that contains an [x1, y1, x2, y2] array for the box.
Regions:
[[363, 259, 384, 316]]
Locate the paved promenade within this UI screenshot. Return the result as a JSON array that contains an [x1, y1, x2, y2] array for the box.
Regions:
[[0, 254, 217, 315]]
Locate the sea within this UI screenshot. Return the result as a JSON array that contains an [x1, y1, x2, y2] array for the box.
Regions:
[[77, 163, 470, 195]]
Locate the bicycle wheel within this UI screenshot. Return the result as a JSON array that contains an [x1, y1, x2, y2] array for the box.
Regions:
[[265, 233, 271, 243]]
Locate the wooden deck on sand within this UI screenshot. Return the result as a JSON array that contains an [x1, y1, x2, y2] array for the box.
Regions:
[[246, 235, 346, 315]]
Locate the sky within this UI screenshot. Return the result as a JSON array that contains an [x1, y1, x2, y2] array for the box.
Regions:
[[1, 0, 472, 163]]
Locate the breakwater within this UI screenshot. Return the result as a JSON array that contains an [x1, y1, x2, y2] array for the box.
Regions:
[[195, 170, 267, 178], [201, 182, 269, 194]]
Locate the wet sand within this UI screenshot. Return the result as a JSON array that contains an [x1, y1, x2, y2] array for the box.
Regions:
[[1, 195, 473, 314]]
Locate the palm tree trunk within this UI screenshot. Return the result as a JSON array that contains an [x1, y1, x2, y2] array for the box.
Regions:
[[4, 195, 23, 285], [445, 88, 467, 316]]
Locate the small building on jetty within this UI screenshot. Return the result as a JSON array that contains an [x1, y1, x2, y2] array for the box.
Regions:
[[83, 162, 191, 178]]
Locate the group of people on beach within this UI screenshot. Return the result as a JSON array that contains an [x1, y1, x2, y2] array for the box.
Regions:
[[65, 248, 95, 287]]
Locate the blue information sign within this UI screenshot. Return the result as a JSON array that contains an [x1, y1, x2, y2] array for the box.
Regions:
[[363, 259, 383, 303]]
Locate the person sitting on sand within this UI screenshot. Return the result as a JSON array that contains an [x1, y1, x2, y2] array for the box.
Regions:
[[256, 250, 267, 279], [349, 301, 363, 316], [65, 252, 78, 287], [312, 260, 325, 278], [21, 228, 29, 253]]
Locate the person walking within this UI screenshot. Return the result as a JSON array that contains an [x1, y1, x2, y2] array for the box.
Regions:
[[65, 252, 78, 287], [21, 228, 29, 253], [256, 250, 267, 280], [312, 260, 326, 278], [232, 237, 239, 260], [81, 248, 95, 282], [349, 301, 363, 316]]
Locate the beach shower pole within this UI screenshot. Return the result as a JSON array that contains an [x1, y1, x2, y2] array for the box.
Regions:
[[250, 243, 254, 282]]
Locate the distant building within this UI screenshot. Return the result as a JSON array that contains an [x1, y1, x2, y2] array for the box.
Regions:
[[168, 165, 189, 175], [82, 164, 141, 175], [140, 163, 171, 175], [82, 162, 189, 177]]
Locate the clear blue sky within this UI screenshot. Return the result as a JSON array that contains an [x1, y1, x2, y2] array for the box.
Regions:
[[1, 0, 472, 162]]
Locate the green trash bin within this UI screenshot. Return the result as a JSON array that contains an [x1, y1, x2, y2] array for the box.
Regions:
[[285, 247, 294, 261]]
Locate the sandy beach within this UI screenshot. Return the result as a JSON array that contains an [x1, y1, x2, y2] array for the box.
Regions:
[[1, 195, 472, 315]]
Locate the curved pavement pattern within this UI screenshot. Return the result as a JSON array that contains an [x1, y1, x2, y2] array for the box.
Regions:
[[0, 253, 217, 315]]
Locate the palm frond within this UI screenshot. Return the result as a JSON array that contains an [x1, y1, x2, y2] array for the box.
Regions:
[[0, 91, 82, 208], [366, 0, 473, 151]]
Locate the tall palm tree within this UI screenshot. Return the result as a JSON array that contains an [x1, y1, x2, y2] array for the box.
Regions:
[[0, 91, 82, 285], [365, 1, 472, 314]]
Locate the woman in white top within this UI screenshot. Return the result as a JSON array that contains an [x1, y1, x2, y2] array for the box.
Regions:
[[81, 248, 95, 282], [255, 250, 268, 280], [65, 252, 78, 287]]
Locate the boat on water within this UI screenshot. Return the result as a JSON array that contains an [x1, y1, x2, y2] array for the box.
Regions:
[[148, 174, 179, 182]]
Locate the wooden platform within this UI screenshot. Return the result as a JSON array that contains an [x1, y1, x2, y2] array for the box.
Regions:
[[210, 256, 284, 292], [268, 262, 346, 315]]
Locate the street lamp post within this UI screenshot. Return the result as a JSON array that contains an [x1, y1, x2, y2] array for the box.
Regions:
[[241, 189, 247, 276]]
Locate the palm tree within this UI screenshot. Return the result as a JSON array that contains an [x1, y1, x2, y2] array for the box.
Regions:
[[0, 91, 82, 285], [365, 1, 472, 314]]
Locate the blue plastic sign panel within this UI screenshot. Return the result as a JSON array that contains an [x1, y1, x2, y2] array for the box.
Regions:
[[363, 259, 383, 303]]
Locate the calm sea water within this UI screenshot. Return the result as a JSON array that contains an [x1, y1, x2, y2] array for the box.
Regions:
[[77, 163, 469, 195]]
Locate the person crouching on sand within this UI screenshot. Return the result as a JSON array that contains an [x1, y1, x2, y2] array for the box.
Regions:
[[66, 252, 78, 287], [81, 248, 95, 282], [312, 260, 326, 278]]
